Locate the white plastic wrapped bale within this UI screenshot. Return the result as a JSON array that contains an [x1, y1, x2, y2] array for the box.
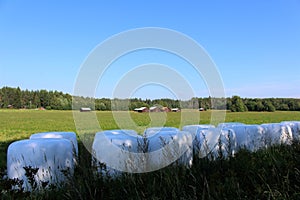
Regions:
[[261, 123, 293, 147], [182, 124, 215, 137], [281, 121, 300, 141], [146, 130, 193, 169], [7, 139, 74, 191], [193, 128, 237, 160], [144, 127, 179, 137], [227, 125, 265, 152], [92, 130, 142, 176], [217, 122, 245, 129], [30, 132, 78, 156], [182, 125, 217, 157]]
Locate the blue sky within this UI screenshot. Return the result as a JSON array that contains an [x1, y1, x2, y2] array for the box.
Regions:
[[1, 0, 299, 99]]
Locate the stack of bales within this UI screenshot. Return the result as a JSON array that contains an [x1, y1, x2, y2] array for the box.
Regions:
[[7, 120, 300, 187], [92, 127, 193, 174]]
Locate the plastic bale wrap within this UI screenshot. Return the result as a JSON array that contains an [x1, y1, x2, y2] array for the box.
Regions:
[[7, 139, 74, 191], [261, 123, 293, 147], [145, 130, 193, 169], [227, 125, 265, 152], [30, 132, 78, 157], [92, 130, 143, 177], [193, 128, 237, 160], [281, 121, 300, 141]]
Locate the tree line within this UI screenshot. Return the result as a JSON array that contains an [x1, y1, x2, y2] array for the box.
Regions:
[[0, 87, 72, 110], [1, 86, 300, 112]]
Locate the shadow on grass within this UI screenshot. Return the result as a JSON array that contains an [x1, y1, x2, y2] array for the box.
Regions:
[[0, 140, 16, 170]]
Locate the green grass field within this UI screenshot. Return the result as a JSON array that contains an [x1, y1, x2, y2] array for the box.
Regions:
[[1, 109, 299, 141], [1, 110, 300, 199], [0, 110, 300, 168], [0, 109, 299, 169]]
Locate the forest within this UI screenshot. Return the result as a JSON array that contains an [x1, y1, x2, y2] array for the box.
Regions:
[[1, 86, 300, 112]]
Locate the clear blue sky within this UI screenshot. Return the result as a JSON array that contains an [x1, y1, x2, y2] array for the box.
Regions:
[[1, 0, 299, 99]]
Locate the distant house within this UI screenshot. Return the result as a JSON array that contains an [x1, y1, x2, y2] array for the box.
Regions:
[[134, 107, 149, 113], [161, 107, 171, 112], [149, 106, 160, 112], [171, 108, 181, 112], [149, 106, 171, 112], [80, 107, 92, 112], [7, 105, 13, 109], [199, 107, 206, 111]]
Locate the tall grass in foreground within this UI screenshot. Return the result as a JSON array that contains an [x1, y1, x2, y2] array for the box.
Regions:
[[1, 141, 300, 199]]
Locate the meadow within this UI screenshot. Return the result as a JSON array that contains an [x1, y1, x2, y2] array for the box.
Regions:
[[1, 109, 299, 140], [1, 109, 299, 168], [1, 110, 300, 199]]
